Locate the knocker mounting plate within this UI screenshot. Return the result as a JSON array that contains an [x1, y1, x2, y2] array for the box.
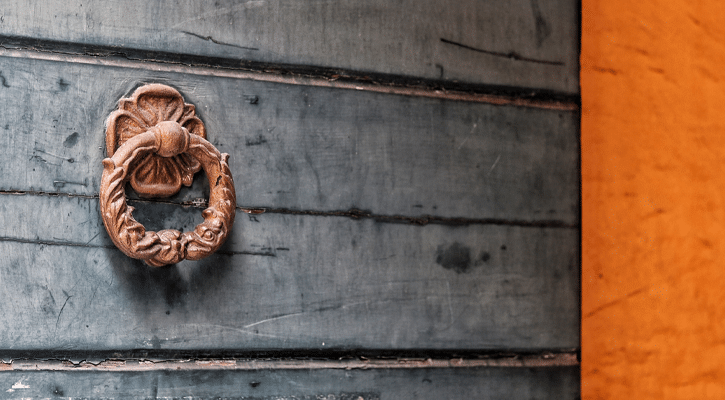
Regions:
[[105, 83, 207, 198]]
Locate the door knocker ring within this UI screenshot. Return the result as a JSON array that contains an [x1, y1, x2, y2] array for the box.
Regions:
[[99, 84, 236, 266]]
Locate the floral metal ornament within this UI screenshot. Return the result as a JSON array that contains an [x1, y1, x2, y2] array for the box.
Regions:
[[100, 84, 236, 266], [105, 84, 207, 197]]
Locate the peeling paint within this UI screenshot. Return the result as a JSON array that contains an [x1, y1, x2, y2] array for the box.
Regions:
[[1, 354, 577, 372]]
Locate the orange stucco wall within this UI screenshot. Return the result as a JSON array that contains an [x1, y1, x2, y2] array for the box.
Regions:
[[582, 0, 725, 398]]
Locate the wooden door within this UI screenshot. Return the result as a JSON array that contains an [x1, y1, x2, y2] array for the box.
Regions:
[[0, 2, 580, 398]]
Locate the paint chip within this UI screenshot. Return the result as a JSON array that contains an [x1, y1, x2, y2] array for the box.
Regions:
[[6, 380, 30, 392]]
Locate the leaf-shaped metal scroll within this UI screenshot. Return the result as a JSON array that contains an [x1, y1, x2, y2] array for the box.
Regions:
[[105, 84, 207, 197]]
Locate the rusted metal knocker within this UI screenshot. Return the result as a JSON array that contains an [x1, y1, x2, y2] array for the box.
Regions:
[[100, 84, 236, 266]]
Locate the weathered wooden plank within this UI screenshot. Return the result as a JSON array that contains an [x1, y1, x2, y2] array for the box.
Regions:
[[0, 55, 579, 224], [0, 367, 579, 399], [0, 0, 580, 93], [0, 193, 579, 351]]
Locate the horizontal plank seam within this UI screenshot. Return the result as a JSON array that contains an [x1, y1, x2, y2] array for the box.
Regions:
[[0, 40, 578, 110], [0, 190, 580, 229], [0, 353, 578, 371], [241, 206, 579, 228]]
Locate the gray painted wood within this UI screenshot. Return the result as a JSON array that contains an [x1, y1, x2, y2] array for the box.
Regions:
[[0, 0, 580, 93], [0, 193, 579, 351], [0, 55, 579, 224], [0, 367, 579, 399], [0, 2, 579, 395]]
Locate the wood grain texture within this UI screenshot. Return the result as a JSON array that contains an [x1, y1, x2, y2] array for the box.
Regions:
[[0, 367, 579, 399], [0, 0, 579, 93], [0, 193, 579, 351], [0, 2, 580, 396], [0, 55, 579, 224]]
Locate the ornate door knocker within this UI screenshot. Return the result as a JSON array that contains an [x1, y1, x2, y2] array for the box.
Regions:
[[100, 84, 236, 266]]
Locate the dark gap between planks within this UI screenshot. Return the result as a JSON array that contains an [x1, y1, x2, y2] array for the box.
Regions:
[[0, 35, 580, 107], [0, 190, 580, 229]]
